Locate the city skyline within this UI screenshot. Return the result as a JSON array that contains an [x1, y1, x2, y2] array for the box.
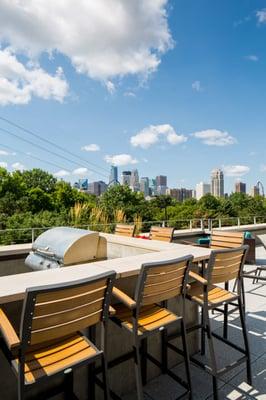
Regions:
[[75, 165, 263, 198], [0, 1, 266, 193]]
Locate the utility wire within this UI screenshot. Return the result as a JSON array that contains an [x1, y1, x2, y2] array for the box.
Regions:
[[0, 143, 72, 173], [0, 116, 109, 173], [0, 126, 109, 179]]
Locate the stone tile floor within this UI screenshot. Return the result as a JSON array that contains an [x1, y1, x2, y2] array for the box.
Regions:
[[123, 247, 266, 400]]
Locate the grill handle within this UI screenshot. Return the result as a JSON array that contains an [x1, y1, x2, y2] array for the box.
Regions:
[[35, 248, 56, 258]]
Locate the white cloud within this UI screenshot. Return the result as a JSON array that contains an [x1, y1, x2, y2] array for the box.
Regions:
[[0, 48, 68, 105], [260, 165, 266, 172], [0, 149, 15, 156], [54, 170, 70, 177], [245, 55, 259, 62], [256, 9, 266, 24], [104, 154, 138, 166], [192, 80, 202, 92], [12, 162, 25, 171], [105, 81, 115, 95], [124, 91, 136, 98], [223, 165, 250, 177], [130, 124, 187, 149], [0, 161, 7, 168], [192, 129, 237, 146], [0, 0, 173, 87], [72, 167, 88, 176], [82, 144, 100, 152]]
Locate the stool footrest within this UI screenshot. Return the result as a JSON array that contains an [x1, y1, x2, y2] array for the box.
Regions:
[[211, 332, 246, 354], [146, 352, 190, 391]]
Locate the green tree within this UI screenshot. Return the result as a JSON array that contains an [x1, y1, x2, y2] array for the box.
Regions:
[[19, 169, 56, 193], [150, 195, 173, 221], [28, 188, 54, 213]]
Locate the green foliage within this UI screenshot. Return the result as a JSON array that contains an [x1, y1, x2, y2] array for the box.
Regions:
[[0, 167, 266, 244], [99, 185, 154, 222]]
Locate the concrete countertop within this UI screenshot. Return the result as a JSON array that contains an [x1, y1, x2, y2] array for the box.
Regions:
[[0, 238, 211, 304]]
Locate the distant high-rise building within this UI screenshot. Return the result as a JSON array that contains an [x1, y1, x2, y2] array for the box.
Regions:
[[157, 185, 167, 195], [196, 182, 211, 200], [167, 188, 193, 202], [121, 171, 131, 186], [88, 181, 107, 196], [156, 175, 167, 195], [149, 178, 157, 196], [78, 179, 88, 191], [235, 182, 246, 194], [156, 175, 167, 187], [250, 185, 260, 197], [130, 169, 140, 191], [211, 169, 224, 197], [140, 177, 149, 197], [109, 166, 119, 185]]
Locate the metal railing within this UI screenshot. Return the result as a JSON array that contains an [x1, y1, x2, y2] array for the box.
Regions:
[[1, 215, 266, 246]]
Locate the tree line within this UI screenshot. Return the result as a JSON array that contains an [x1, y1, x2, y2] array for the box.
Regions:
[[1, 167, 266, 244]]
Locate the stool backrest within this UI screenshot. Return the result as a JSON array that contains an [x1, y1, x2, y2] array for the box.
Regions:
[[20, 271, 115, 347], [115, 224, 136, 237], [210, 230, 244, 250], [208, 246, 248, 285], [135, 255, 193, 307], [149, 226, 174, 242]]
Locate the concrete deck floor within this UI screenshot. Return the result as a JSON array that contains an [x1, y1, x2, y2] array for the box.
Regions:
[[123, 247, 266, 400]]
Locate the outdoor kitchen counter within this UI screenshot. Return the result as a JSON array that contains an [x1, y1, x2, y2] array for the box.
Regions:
[[0, 236, 211, 398], [0, 236, 211, 304]]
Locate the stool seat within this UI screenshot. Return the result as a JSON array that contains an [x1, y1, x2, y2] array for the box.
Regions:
[[113, 303, 180, 335], [187, 283, 238, 307], [13, 334, 98, 385]]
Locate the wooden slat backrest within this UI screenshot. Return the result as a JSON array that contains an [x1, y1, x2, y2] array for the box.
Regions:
[[209, 247, 247, 284], [136, 256, 192, 306], [149, 226, 174, 242], [210, 230, 244, 250], [21, 272, 115, 346], [115, 224, 136, 237]]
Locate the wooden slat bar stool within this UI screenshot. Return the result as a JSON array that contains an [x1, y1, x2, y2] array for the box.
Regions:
[[209, 230, 244, 250], [110, 255, 194, 400], [0, 271, 116, 400], [149, 226, 175, 242], [209, 231, 245, 341], [115, 224, 136, 237], [184, 246, 251, 400]]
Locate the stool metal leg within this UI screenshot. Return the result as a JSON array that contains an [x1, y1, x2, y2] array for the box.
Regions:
[[205, 309, 219, 400], [134, 337, 144, 400], [180, 318, 192, 399], [18, 362, 25, 400], [161, 328, 168, 374], [238, 298, 252, 385], [201, 308, 206, 355], [64, 368, 74, 400], [101, 353, 110, 400], [223, 282, 229, 339], [141, 338, 148, 385]]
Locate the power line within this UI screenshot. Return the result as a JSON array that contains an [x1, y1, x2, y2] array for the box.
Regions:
[[0, 143, 71, 173], [0, 126, 108, 179], [0, 116, 109, 173]]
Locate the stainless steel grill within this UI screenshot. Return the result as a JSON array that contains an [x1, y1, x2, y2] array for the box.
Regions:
[[25, 227, 99, 271]]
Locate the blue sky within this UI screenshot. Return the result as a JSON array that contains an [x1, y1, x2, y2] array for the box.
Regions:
[[0, 0, 266, 193]]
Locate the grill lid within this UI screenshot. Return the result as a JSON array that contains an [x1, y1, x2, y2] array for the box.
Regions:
[[30, 227, 99, 265]]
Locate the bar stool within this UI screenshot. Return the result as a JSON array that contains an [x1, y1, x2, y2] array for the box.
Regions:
[[0, 271, 115, 400], [149, 226, 175, 242], [110, 255, 194, 400], [115, 224, 136, 237], [185, 246, 251, 400]]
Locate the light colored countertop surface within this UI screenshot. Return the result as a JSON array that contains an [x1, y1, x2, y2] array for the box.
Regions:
[[0, 237, 211, 304]]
